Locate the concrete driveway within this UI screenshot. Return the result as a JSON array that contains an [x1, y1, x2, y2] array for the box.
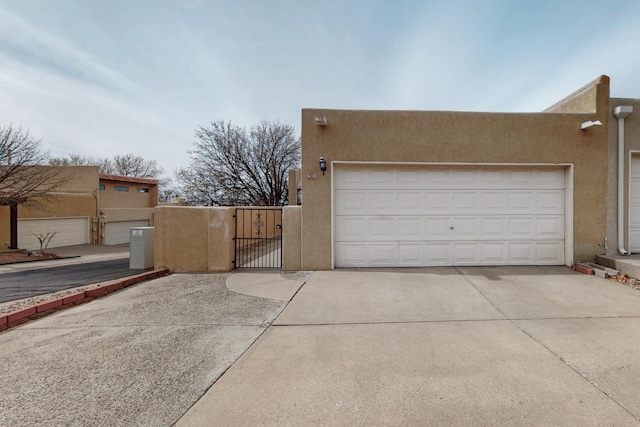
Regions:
[[3, 267, 640, 426], [179, 267, 640, 426]]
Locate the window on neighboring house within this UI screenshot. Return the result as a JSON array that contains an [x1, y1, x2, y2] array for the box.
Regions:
[[297, 189, 302, 205], [137, 187, 150, 193], [99, 184, 105, 190], [114, 185, 129, 192]]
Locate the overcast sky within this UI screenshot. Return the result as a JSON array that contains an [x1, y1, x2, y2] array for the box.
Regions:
[[1, 0, 639, 177]]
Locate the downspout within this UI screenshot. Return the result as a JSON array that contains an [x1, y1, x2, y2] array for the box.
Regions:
[[614, 106, 633, 254]]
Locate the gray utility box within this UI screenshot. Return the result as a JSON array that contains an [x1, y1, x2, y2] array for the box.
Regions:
[[130, 227, 154, 270]]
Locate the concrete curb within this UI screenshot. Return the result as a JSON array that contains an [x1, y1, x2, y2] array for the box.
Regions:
[[0, 268, 171, 332]]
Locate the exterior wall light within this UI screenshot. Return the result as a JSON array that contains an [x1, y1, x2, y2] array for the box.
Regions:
[[314, 117, 328, 126], [580, 120, 602, 130], [319, 157, 327, 175]]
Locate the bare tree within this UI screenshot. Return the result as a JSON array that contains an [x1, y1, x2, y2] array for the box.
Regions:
[[1, 125, 69, 248], [30, 230, 57, 255], [178, 120, 300, 206], [49, 153, 164, 178]]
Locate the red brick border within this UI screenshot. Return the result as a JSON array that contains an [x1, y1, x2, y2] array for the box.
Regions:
[[0, 268, 170, 333]]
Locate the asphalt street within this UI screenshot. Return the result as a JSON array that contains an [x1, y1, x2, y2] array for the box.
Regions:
[[0, 259, 142, 303]]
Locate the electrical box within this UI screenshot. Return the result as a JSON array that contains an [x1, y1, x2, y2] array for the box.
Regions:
[[130, 227, 154, 270]]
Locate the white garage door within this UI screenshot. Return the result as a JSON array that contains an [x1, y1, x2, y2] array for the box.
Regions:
[[629, 156, 640, 252], [334, 165, 566, 267], [104, 220, 149, 245], [18, 217, 89, 250]]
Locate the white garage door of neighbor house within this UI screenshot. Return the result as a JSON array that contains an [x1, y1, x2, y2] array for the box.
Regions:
[[18, 217, 89, 250], [629, 156, 640, 252], [104, 220, 150, 245], [334, 165, 566, 267]]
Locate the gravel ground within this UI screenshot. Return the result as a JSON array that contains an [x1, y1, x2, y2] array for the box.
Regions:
[[0, 250, 60, 264], [0, 270, 313, 315]]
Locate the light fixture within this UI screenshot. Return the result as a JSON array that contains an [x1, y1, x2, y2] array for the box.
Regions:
[[319, 157, 327, 175], [314, 116, 328, 126], [580, 120, 602, 130]]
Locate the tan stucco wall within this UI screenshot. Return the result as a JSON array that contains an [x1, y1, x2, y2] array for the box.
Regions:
[[300, 76, 610, 270], [282, 206, 301, 270], [607, 97, 640, 254], [0, 166, 99, 246], [99, 180, 157, 209], [154, 206, 235, 272]]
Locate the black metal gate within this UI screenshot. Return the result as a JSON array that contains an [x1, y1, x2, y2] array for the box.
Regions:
[[234, 208, 283, 269]]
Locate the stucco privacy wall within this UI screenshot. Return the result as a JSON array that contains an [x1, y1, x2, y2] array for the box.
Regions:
[[283, 206, 302, 270], [300, 76, 610, 270], [0, 166, 98, 247], [154, 206, 235, 272], [607, 97, 640, 254]]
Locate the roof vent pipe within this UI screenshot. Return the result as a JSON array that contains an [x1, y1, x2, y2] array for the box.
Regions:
[[614, 105, 633, 255]]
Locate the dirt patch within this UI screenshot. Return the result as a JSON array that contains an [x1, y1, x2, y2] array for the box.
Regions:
[[609, 273, 640, 290], [0, 250, 60, 265]]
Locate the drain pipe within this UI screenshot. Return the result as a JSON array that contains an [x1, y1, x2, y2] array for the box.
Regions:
[[614, 105, 633, 254]]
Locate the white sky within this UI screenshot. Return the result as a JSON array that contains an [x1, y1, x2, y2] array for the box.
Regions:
[[1, 0, 639, 178]]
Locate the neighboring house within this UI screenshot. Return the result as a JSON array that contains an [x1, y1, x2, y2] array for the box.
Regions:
[[293, 75, 620, 270], [0, 166, 158, 250]]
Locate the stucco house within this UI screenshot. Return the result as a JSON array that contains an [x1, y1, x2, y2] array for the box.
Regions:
[[154, 74, 639, 273], [292, 75, 639, 270], [0, 166, 158, 250]]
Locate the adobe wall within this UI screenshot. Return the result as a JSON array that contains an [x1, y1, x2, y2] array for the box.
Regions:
[[154, 206, 235, 272]]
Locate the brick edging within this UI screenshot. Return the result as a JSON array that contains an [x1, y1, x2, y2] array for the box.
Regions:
[[0, 268, 171, 332]]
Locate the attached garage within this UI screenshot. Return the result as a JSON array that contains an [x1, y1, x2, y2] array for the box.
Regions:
[[104, 220, 150, 245], [18, 217, 90, 250], [334, 164, 569, 267]]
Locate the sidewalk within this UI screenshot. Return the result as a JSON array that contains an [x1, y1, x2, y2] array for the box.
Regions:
[[0, 244, 130, 274]]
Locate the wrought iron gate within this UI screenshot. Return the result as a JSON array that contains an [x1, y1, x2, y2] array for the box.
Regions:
[[234, 208, 283, 269]]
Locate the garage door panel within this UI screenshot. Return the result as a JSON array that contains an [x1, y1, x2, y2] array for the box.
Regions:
[[452, 192, 480, 213], [398, 243, 423, 265], [335, 191, 368, 215], [509, 243, 534, 263], [481, 218, 508, 238], [424, 169, 451, 189], [397, 218, 423, 240], [397, 169, 422, 188], [481, 192, 507, 213], [425, 192, 451, 213], [369, 192, 395, 213], [480, 170, 508, 188], [334, 165, 566, 267], [335, 217, 368, 241], [508, 192, 535, 213], [398, 191, 424, 211], [536, 217, 564, 238], [536, 242, 564, 263], [481, 243, 507, 264], [336, 169, 367, 189], [508, 217, 534, 238], [536, 191, 564, 214], [453, 243, 480, 264], [426, 243, 451, 264], [104, 220, 149, 245], [426, 218, 452, 239], [369, 243, 397, 265], [369, 169, 395, 189], [369, 218, 396, 240], [335, 244, 368, 266], [452, 218, 480, 239]]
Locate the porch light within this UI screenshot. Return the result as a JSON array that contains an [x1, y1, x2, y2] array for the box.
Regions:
[[580, 120, 602, 130], [319, 157, 327, 175], [314, 117, 328, 126]]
